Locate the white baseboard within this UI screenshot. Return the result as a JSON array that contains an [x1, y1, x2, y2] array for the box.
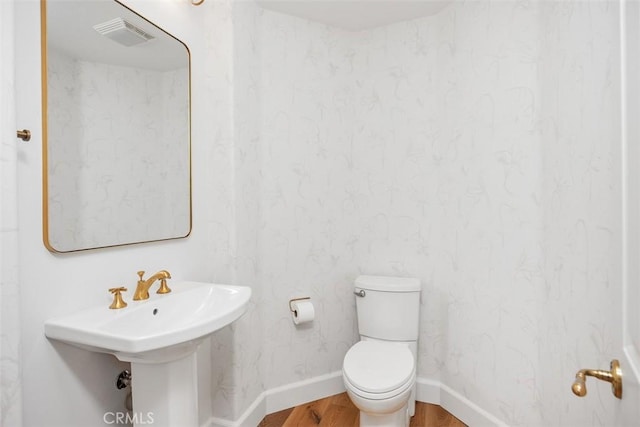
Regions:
[[439, 382, 508, 427], [415, 377, 441, 403], [264, 370, 346, 415], [206, 371, 345, 427], [207, 391, 267, 427], [415, 377, 508, 427], [207, 373, 505, 427]]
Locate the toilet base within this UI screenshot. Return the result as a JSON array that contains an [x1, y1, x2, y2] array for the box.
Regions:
[[344, 375, 414, 427], [359, 403, 409, 427]]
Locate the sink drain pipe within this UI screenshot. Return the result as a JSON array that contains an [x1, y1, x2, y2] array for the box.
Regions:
[[116, 369, 133, 411]]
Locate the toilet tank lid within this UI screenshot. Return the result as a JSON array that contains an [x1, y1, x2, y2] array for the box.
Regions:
[[355, 275, 421, 292]]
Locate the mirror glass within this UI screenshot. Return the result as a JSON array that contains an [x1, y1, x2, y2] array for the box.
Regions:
[[42, 0, 191, 252]]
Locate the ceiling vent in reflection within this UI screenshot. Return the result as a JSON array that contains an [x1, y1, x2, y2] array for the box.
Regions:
[[93, 18, 154, 47]]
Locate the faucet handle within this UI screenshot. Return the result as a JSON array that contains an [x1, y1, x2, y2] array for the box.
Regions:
[[137, 271, 145, 281], [157, 278, 172, 294], [108, 287, 128, 310]]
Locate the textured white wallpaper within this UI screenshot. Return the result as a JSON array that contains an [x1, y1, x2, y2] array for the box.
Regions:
[[4, 1, 635, 426], [13, 1, 228, 426], [0, 1, 22, 425], [46, 48, 190, 251], [221, 0, 629, 425]]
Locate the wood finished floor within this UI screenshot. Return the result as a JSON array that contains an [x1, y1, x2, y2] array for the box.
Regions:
[[258, 392, 467, 427]]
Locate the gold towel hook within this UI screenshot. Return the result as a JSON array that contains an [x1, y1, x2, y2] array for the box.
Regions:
[[572, 359, 622, 399]]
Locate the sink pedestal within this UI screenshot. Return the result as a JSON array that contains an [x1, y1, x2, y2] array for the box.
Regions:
[[130, 353, 198, 427]]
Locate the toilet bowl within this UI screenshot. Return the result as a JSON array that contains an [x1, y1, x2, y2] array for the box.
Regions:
[[343, 340, 416, 426]]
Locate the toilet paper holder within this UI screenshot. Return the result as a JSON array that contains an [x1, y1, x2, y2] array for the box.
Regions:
[[288, 297, 311, 313]]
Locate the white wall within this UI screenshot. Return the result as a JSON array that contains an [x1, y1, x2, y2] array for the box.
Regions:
[[2, 1, 639, 427], [233, 0, 637, 425], [535, 3, 626, 425], [1, 1, 22, 425], [8, 0, 243, 426]]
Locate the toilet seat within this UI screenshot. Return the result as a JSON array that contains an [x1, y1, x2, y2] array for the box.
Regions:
[[343, 341, 415, 400]]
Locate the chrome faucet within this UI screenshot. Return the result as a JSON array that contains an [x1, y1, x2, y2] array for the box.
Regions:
[[133, 270, 172, 300]]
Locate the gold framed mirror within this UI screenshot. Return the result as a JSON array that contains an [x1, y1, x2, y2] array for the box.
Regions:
[[41, 0, 192, 252]]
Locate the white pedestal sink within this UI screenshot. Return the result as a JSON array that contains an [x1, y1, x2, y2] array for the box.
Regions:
[[44, 282, 251, 427]]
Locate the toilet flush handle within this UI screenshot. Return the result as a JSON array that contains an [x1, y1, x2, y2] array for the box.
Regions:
[[354, 289, 366, 297]]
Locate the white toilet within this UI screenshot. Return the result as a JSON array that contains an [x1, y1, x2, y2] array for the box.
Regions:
[[342, 275, 421, 427]]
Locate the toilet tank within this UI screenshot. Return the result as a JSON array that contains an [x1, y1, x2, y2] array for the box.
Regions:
[[354, 275, 421, 342]]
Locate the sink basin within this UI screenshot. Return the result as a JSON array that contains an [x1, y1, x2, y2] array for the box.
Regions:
[[44, 281, 251, 363]]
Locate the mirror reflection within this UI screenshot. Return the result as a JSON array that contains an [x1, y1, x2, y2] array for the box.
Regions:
[[43, 0, 191, 252]]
